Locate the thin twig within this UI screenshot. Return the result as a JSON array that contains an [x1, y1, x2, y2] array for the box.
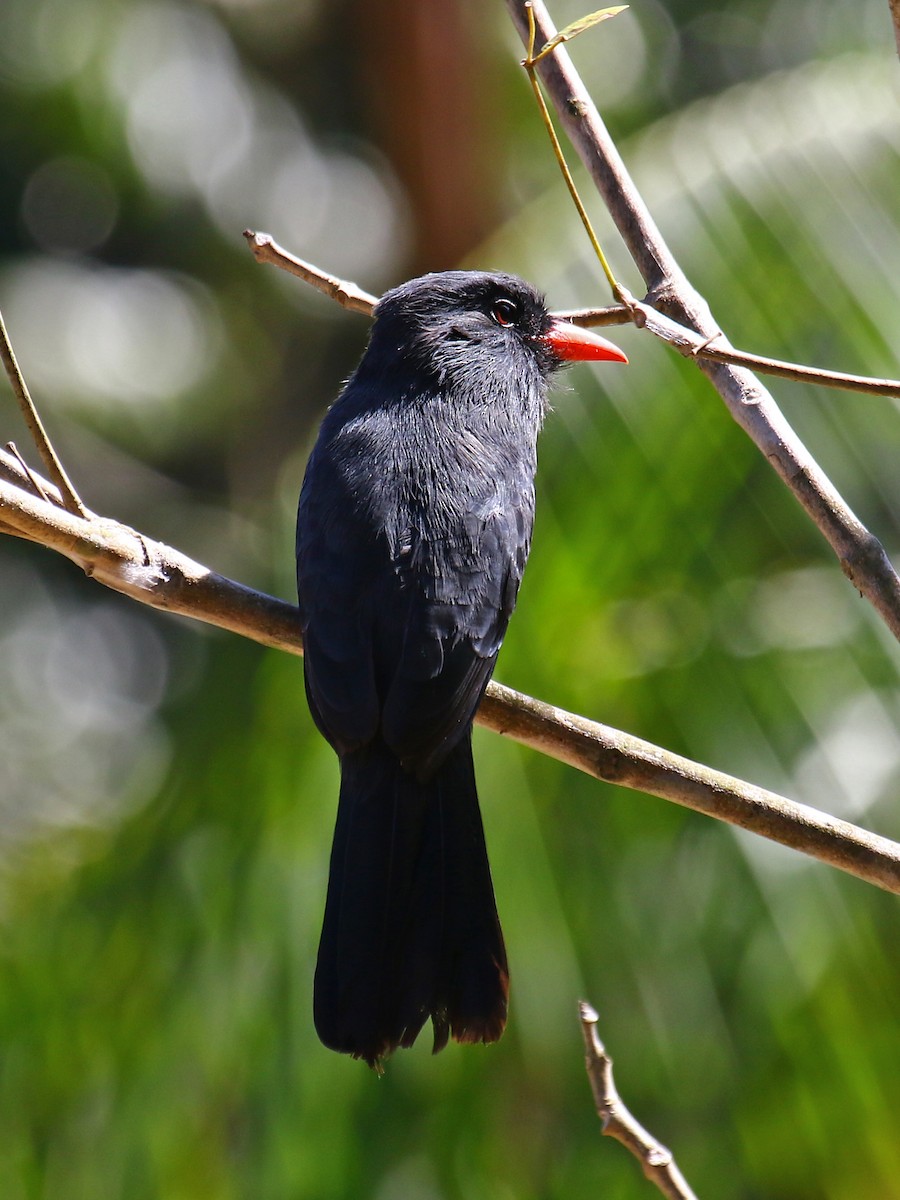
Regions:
[[694, 342, 900, 398], [242, 230, 377, 315], [0, 445, 63, 505], [478, 682, 900, 894], [5, 441, 52, 503], [505, 0, 900, 645], [553, 304, 632, 327], [2, 465, 899, 896], [521, 3, 622, 295], [0, 307, 87, 517], [242, 233, 900, 402], [562, 303, 900, 399], [579, 1003, 699, 1200]]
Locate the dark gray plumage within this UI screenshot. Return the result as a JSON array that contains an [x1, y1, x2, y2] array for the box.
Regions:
[[296, 270, 625, 1067]]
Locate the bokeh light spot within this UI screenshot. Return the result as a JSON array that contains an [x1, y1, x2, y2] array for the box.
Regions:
[[21, 157, 119, 255]]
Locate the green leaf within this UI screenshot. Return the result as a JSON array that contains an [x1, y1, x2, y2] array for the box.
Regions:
[[532, 5, 629, 62]]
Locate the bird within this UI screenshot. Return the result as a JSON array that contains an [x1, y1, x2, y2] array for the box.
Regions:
[[295, 269, 627, 1069]]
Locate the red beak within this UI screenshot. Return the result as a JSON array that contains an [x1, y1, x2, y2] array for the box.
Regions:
[[540, 318, 628, 364]]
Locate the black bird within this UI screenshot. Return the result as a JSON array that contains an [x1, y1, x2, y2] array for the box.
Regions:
[[296, 270, 627, 1068]]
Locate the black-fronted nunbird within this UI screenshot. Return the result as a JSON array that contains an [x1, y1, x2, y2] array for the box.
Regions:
[[296, 270, 627, 1068]]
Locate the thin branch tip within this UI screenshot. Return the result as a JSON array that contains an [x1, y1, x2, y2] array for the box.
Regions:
[[0, 308, 87, 517], [241, 228, 377, 315], [579, 1000, 699, 1200]]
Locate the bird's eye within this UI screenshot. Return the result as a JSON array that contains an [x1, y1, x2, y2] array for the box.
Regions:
[[491, 298, 519, 327]]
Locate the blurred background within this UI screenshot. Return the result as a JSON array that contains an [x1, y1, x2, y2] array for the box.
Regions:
[[2, 0, 900, 1196]]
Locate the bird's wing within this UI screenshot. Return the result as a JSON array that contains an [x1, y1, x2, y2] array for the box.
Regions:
[[296, 438, 383, 756], [298, 393, 536, 773], [380, 483, 534, 778]]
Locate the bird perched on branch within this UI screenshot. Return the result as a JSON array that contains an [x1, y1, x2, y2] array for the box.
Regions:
[[296, 270, 627, 1068]]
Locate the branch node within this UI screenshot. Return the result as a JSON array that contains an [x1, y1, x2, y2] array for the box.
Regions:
[[616, 284, 644, 327], [5, 441, 51, 504], [690, 329, 724, 357]]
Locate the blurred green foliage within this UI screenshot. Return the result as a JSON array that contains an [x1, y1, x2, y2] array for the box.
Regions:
[[2, 0, 900, 1196]]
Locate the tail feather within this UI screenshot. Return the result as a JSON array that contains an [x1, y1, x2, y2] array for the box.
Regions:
[[313, 731, 508, 1068]]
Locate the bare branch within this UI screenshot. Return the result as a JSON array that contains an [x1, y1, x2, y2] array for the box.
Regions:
[[243, 218, 900, 404], [4, 441, 53, 504], [478, 683, 900, 893], [0, 465, 300, 654], [239, 239, 900, 401], [579, 1002, 699, 1200], [2, 464, 899, 896], [693, 342, 900, 399], [242, 230, 377, 315], [505, 0, 900, 644], [0, 308, 87, 517], [565, 302, 900, 399], [553, 304, 632, 327]]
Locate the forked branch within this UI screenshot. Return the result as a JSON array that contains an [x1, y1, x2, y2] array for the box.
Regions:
[[0, 309, 86, 517], [505, 0, 900, 643], [243, 231, 900, 401]]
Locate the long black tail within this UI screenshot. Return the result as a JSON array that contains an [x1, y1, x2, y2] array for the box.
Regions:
[[313, 730, 508, 1068]]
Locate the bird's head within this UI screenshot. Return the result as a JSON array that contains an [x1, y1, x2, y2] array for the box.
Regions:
[[362, 271, 627, 394]]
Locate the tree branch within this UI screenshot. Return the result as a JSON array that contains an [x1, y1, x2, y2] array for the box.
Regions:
[[0, 308, 87, 517], [505, 0, 900, 644], [2, 456, 899, 896], [564, 302, 900, 400], [243, 232, 900, 401], [0, 449, 301, 652], [579, 1002, 699, 1200], [243, 229, 900, 404], [243, 230, 377, 315]]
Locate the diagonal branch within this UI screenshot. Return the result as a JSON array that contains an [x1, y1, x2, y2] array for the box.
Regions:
[[243, 231, 378, 315], [243, 232, 900, 400], [2, 455, 899, 897], [505, 0, 900, 643], [0, 308, 87, 517], [242, 233, 900, 403], [579, 1002, 699, 1200], [563, 302, 900, 400]]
